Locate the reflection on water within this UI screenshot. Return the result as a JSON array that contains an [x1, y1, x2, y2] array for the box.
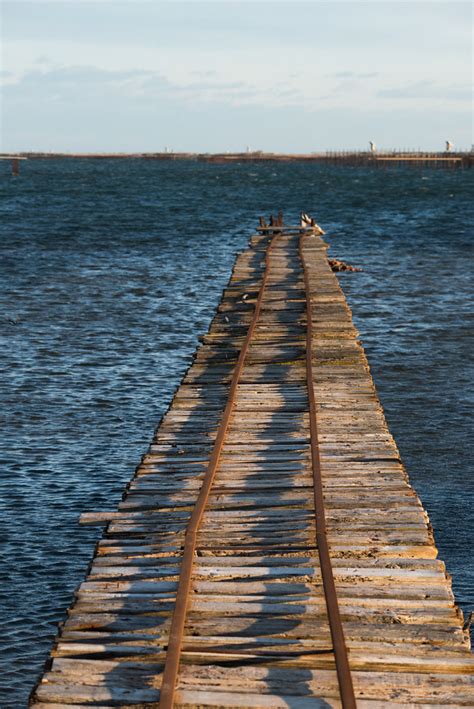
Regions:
[[0, 159, 472, 705]]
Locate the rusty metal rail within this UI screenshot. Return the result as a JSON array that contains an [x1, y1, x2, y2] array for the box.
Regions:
[[159, 232, 279, 708], [299, 231, 356, 708], [158, 221, 355, 708]]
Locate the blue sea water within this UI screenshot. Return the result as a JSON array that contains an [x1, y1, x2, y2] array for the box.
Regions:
[[0, 159, 472, 706]]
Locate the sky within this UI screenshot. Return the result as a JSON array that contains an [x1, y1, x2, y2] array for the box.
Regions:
[[0, 1, 472, 152]]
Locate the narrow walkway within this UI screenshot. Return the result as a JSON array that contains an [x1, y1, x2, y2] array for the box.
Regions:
[[31, 221, 473, 707]]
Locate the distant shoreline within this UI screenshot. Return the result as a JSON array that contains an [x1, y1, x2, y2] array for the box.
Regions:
[[2, 151, 473, 168], [3, 150, 473, 160]]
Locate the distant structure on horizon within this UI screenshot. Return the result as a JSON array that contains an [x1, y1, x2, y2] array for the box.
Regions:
[[368, 140, 458, 155]]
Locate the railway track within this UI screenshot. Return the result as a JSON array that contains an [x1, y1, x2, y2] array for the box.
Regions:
[[159, 226, 355, 707], [31, 219, 473, 707]]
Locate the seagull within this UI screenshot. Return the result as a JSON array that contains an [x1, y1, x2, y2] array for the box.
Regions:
[[300, 212, 326, 235]]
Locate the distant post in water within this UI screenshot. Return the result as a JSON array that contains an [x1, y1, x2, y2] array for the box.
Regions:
[[12, 158, 20, 176]]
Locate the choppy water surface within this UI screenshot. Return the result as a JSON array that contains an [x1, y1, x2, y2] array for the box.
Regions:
[[1, 159, 472, 705]]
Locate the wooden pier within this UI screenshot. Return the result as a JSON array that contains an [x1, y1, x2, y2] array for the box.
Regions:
[[31, 218, 473, 707]]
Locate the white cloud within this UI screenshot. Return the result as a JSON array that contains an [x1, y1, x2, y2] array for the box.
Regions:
[[377, 80, 472, 102]]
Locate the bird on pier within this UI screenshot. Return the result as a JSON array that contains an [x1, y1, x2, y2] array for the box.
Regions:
[[300, 212, 325, 235], [300, 212, 312, 227]]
